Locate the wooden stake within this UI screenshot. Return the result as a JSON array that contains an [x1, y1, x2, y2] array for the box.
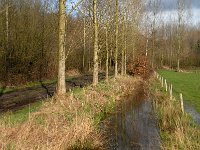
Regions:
[[165, 79, 168, 92], [170, 84, 173, 100], [161, 77, 164, 88], [180, 93, 184, 113], [29, 104, 31, 121]]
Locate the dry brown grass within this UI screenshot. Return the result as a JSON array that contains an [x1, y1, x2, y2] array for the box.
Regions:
[[0, 76, 142, 150]]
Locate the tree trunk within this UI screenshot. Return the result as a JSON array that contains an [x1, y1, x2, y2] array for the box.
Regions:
[[114, 0, 119, 78], [6, 0, 9, 50], [121, 16, 125, 76], [93, 0, 98, 86], [106, 23, 109, 82], [57, 0, 66, 95], [124, 36, 127, 75], [177, 22, 181, 72], [82, 14, 86, 71], [4, 0, 9, 83], [146, 38, 149, 56], [132, 27, 135, 61]]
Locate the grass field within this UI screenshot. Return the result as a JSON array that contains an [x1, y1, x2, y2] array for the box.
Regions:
[[158, 70, 200, 113]]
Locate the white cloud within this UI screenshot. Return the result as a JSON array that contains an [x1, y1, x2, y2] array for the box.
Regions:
[[192, 8, 200, 25], [145, 8, 200, 26]]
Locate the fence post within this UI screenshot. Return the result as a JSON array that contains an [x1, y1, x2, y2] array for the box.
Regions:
[[180, 93, 184, 113], [161, 77, 164, 88], [170, 84, 173, 100], [165, 79, 168, 92]]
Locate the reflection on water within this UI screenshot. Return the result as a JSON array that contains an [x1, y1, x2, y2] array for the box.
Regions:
[[184, 103, 200, 125], [106, 92, 160, 150]]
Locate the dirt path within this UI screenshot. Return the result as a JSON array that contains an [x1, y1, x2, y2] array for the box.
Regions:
[[0, 74, 105, 112]]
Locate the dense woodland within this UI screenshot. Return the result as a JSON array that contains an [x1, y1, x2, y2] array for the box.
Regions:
[[0, 0, 200, 86]]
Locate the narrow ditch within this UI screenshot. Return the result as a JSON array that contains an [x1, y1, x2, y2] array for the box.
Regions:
[[184, 102, 200, 125], [103, 85, 161, 150]]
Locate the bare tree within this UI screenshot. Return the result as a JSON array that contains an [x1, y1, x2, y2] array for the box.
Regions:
[[57, 0, 66, 95], [5, 0, 9, 52], [114, 0, 119, 78], [176, 0, 185, 71], [105, 22, 109, 82], [151, 0, 160, 68], [93, 0, 99, 86]]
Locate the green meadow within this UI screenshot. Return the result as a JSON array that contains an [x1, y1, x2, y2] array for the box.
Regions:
[[158, 70, 200, 113]]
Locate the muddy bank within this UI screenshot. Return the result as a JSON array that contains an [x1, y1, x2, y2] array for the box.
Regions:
[[184, 103, 200, 125], [103, 84, 160, 150], [0, 73, 106, 112]]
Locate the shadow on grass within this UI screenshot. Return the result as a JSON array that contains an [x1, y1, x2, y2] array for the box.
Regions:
[[39, 80, 53, 97]]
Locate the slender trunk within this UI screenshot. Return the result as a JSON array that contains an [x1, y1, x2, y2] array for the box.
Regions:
[[177, 0, 183, 72], [177, 58, 180, 71], [106, 23, 109, 82], [161, 53, 164, 67], [177, 24, 181, 72], [88, 37, 91, 71], [121, 16, 125, 76], [152, 2, 156, 68], [57, 0, 66, 95], [132, 27, 135, 61], [170, 45, 173, 69], [146, 38, 149, 56], [93, 0, 98, 86], [177, 27, 181, 72], [124, 35, 127, 75], [109, 35, 113, 69], [6, 0, 9, 50], [114, 0, 119, 78], [83, 15, 86, 71], [4, 0, 9, 83]]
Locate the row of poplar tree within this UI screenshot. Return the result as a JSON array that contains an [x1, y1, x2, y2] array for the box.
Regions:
[[0, 0, 200, 93]]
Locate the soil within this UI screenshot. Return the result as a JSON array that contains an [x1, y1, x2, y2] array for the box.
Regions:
[[0, 73, 105, 112]]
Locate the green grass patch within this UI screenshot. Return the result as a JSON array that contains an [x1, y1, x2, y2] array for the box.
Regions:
[[0, 87, 14, 94], [158, 70, 200, 113], [0, 101, 42, 126]]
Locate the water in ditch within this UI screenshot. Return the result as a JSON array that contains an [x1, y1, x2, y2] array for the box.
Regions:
[[184, 102, 200, 125], [104, 90, 161, 150]]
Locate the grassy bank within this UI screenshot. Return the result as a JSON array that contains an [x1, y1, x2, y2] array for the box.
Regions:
[[0, 76, 141, 150], [158, 70, 200, 113], [149, 77, 200, 149]]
